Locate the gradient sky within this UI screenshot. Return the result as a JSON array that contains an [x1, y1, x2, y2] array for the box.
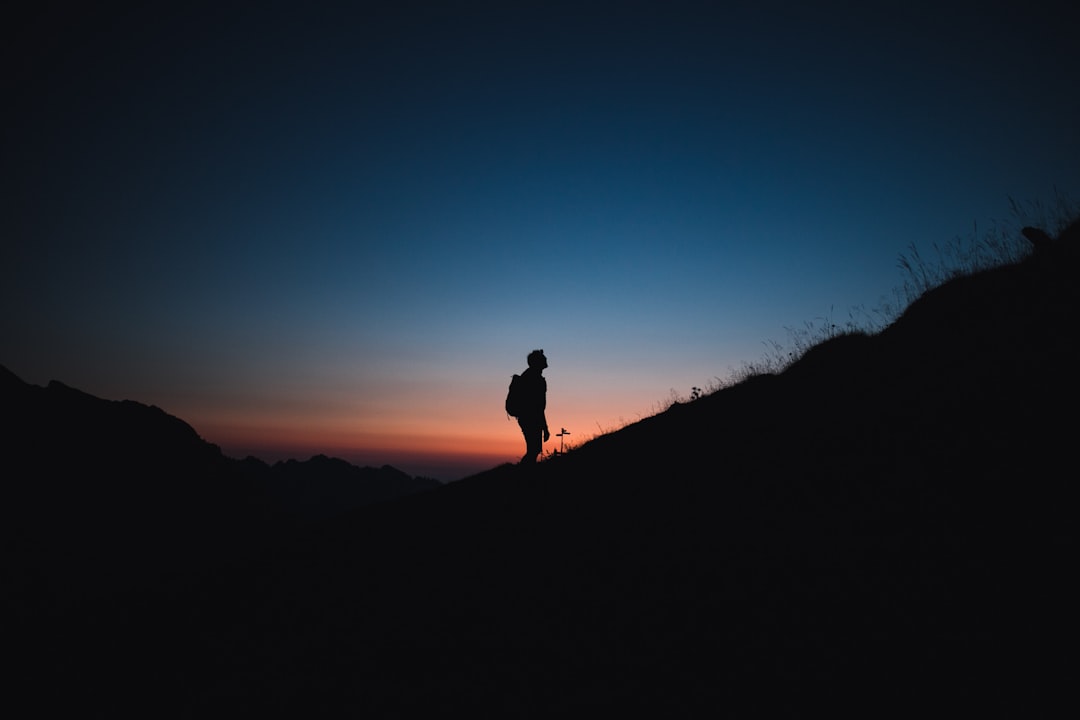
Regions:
[[4, 1, 1079, 480]]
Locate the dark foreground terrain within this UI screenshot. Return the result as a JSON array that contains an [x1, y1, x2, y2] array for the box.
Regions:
[[5, 222, 1078, 716]]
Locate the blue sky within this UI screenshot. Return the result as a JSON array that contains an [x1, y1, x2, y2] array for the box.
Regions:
[[4, 1, 1078, 480]]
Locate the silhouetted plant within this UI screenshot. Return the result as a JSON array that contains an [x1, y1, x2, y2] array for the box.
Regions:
[[897, 190, 1079, 304], [543, 430, 577, 461]]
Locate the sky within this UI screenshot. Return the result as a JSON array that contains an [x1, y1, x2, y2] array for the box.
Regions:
[[4, 1, 1079, 481]]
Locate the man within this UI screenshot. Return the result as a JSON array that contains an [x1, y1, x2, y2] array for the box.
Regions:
[[515, 349, 550, 464]]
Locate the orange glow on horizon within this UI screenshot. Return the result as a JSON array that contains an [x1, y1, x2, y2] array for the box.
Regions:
[[198, 416, 530, 480], [180, 375, 658, 480]]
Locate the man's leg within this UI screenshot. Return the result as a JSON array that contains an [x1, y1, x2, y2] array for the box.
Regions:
[[519, 421, 542, 463]]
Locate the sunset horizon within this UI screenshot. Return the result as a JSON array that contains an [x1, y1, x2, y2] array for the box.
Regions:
[[5, 1, 1077, 484]]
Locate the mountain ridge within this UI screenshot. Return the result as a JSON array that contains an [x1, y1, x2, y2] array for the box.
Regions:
[[1, 369, 440, 610]]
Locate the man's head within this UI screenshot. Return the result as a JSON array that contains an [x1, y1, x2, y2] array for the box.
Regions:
[[527, 349, 548, 370]]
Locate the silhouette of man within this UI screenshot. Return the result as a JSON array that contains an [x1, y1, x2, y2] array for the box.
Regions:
[[516, 349, 550, 464]]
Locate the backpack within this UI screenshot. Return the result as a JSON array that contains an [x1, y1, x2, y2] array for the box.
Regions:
[[505, 374, 525, 417]]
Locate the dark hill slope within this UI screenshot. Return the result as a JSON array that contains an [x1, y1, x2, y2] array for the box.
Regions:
[[10, 222, 1079, 716], [1, 370, 439, 612], [1, 372, 264, 602]]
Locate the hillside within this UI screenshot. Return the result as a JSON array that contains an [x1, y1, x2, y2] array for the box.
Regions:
[[0, 371, 439, 606], [6, 219, 1079, 716]]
